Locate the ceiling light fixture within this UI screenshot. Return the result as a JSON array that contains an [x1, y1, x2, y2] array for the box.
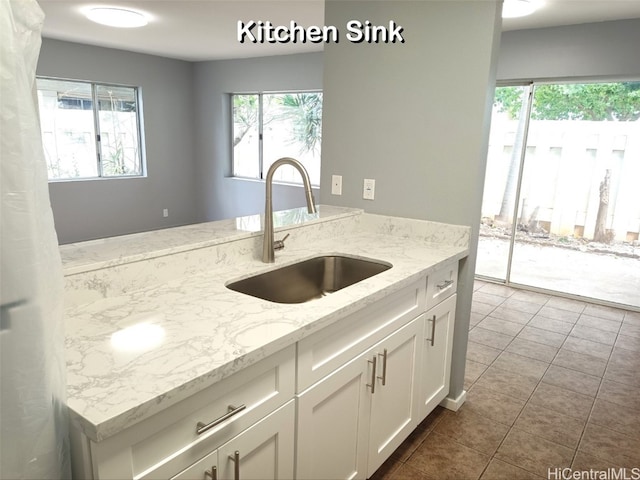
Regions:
[[85, 7, 148, 28], [502, 0, 542, 18]]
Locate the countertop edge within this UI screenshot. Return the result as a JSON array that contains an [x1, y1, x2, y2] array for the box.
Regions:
[[61, 206, 364, 276]]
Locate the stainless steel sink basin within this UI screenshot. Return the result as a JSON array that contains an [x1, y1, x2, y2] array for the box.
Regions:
[[227, 255, 391, 304]]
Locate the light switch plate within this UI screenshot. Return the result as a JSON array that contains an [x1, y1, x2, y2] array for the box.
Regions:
[[331, 175, 342, 195], [363, 178, 375, 200]]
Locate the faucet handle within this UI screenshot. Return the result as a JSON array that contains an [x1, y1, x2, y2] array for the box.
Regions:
[[273, 233, 290, 251]]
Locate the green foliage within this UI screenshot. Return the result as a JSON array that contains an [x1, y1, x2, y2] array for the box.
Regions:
[[494, 82, 640, 121], [102, 139, 126, 175], [233, 93, 323, 155], [494, 86, 526, 119], [233, 95, 259, 147], [100, 89, 137, 176], [280, 93, 323, 155]]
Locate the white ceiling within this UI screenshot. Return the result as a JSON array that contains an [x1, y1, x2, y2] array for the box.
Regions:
[[38, 0, 640, 62]]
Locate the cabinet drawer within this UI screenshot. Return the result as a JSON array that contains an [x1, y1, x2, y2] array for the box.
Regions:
[[127, 345, 295, 479], [297, 278, 425, 392], [426, 261, 458, 310]]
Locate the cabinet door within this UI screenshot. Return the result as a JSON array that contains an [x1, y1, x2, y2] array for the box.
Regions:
[[170, 450, 218, 480], [419, 294, 457, 419], [367, 318, 420, 476], [217, 401, 294, 480], [296, 353, 372, 480]]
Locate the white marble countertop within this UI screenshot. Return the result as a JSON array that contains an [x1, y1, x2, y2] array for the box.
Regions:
[[63, 207, 469, 442]]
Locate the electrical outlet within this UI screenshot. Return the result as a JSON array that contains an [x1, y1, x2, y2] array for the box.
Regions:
[[331, 175, 342, 195], [163, 208, 169, 218], [363, 179, 375, 200]]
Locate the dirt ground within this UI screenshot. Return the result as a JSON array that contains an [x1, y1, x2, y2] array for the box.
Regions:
[[476, 233, 640, 309]]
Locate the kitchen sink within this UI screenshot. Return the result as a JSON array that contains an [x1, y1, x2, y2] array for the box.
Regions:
[[227, 255, 392, 304]]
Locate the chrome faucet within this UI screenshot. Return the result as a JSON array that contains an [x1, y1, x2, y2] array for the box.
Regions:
[[263, 157, 317, 263]]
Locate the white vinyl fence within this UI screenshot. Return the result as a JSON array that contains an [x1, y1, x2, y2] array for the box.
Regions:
[[483, 114, 640, 243]]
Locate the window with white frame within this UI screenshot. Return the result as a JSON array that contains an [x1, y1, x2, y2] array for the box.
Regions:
[[232, 92, 322, 186], [36, 77, 144, 181]]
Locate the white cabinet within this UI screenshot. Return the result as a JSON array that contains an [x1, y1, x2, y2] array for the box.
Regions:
[[217, 401, 295, 480], [170, 401, 295, 480], [366, 318, 421, 475], [296, 318, 421, 480], [296, 347, 371, 480], [419, 294, 457, 419], [418, 260, 458, 419], [71, 261, 461, 480], [295, 263, 460, 480], [71, 345, 295, 480], [170, 449, 218, 480], [297, 279, 425, 392]]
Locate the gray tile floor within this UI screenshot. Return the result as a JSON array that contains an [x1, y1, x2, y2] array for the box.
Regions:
[[370, 281, 640, 479]]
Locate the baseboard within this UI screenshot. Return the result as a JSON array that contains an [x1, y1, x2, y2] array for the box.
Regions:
[[439, 389, 467, 411]]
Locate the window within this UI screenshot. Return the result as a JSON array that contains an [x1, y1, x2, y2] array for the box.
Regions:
[[232, 92, 322, 186], [36, 77, 144, 180]]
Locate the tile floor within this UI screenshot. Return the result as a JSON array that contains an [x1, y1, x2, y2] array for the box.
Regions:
[[370, 281, 640, 480]]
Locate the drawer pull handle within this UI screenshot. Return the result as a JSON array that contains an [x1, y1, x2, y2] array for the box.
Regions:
[[229, 451, 240, 480], [428, 315, 437, 346], [367, 355, 377, 394], [204, 466, 217, 480], [196, 404, 246, 435], [437, 279, 454, 290], [377, 349, 388, 386]]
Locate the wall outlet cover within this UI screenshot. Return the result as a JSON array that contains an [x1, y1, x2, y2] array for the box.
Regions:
[[363, 178, 375, 200], [331, 174, 342, 195]]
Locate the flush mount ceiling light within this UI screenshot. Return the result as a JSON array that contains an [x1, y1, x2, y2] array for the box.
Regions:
[[502, 0, 542, 18], [85, 7, 148, 28]]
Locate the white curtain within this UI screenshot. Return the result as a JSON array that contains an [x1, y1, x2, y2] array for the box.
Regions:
[[0, 0, 70, 478]]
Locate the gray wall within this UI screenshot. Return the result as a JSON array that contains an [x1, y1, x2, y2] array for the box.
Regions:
[[498, 18, 640, 82], [38, 41, 322, 242], [319, 0, 502, 403], [38, 19, 640, 244], [37, 39, 197, 244], [192, 53, 323, 221]]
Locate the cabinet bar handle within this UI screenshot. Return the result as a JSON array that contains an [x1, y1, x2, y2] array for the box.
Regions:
[[204, 466, 217, 480], [196, 404, 246, 435], [436, 279, 454, 290], [367, 355, 377, 394], [429, 315, 437, 346], [377, 349, 388, 386], [228, 451, 240, 480]]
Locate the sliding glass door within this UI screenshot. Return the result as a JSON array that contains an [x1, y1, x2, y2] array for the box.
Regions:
[[478, 84, 531, 281], [477, 81, 640, 309]]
